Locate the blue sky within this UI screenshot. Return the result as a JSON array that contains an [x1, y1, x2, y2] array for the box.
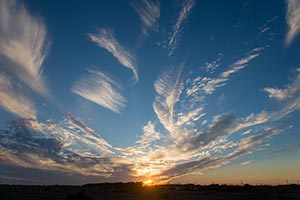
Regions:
[[0, 0, 300, 185]]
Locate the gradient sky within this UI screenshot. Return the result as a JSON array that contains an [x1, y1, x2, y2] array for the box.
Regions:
[[0, 0, 300, 185]]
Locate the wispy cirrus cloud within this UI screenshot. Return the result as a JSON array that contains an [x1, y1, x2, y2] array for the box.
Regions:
[[131, 0, 160, 35], [0, 0, 50, 97], [71, 69, 126, 113], [257, 15, 278, 39], [220, 53, 260, 78], [187, 48, 263, 98], [167, 0, 196, 56], [0, 74, 36, 118], [153, 66, 184, 139], [0, 0, 50, 118], [285, 0, 300, 45], [88, 28, 138, 82]]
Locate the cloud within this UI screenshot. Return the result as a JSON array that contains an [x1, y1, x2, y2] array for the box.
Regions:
[[264, 68, 300, 120], [167, 0, 196, 56], [0, 0, 50, 97], [0, 117, 117, 177], [71, 69, 126, 113], [203, 53, 223, 74], [1, 66, 298, 183], [220, 53, 260, 78], [159, 128, 279, 181], [241, 160, 254, 165], [257, 15, 278, 39], [0, 74, 36, 118], [264, 69, 300, 101], [131, 0, 160, 35], [88, 28, 138, 82], [285, 0, 300, 45], [153, 66, 184, 139], [136, 121, 160, 148], [187, 48, 262, 97], [0, 0, 51, 118]]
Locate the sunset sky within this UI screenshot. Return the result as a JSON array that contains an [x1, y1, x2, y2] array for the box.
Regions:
[[0, 0, 300, 185]]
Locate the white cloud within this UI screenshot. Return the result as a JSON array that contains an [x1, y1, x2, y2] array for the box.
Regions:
[[71, 69, 126, 113], [285, 0, 300, 45], [187, 48, 262, 97], [241, 129, 252, 135], [264, 70, 300, 101], [88, 28, 138, 82], [0, 0, 50, 97], [221, 53, 260, 78], [153, 66, 184, 139], [167, 0, 196, 56], [0, 74, 36, 118], [131, 0, 160, 35], [241, 160, 254, 165], [264, 87, 290, 100], [136, 121, 160, 147]]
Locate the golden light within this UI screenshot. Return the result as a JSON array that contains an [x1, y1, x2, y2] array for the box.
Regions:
[[143, 179, 154, 186]]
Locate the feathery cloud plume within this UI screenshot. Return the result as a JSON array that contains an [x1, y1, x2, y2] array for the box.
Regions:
[[0, 74, 36, 118], [0, 0, 50, 118], [285, 0, 300, 45], [131, 0, 160, 35], [71, 69, 126, 113], [167, 0, 196, 56], [88, 28, 138, 82], [0, 0, 50, 97]]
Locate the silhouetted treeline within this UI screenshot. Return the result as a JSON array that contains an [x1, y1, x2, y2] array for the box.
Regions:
[[1, 182, 300, 200]]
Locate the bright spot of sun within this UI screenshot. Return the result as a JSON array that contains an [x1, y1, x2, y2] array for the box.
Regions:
[[143, 179, 154, 186]]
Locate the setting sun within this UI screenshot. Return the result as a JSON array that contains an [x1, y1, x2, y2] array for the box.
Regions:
[[143, 179, 154, 186]]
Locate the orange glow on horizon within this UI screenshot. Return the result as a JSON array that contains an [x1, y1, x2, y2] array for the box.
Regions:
[[143, 179, 154, 186]]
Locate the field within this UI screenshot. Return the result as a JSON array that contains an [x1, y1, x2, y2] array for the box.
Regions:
[[1, 183, 300, 200]]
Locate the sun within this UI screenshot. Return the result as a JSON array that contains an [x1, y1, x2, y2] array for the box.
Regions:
[[143, 179, 154, 186]]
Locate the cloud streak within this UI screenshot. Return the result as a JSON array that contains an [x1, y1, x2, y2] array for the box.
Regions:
[[131, 0, 160, 35], [88, 28, 138, 82], [71, 69, 126, 113], [0, 0, 51, 118], [0, 74, 36, 118], [187, 48, 262, 98], [285, 0, 300, 45], [0, 0, 50, 97], [167, 0, 196, 56]]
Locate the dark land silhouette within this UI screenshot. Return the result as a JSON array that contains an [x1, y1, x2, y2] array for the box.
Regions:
[[1, 182, 300, 200]]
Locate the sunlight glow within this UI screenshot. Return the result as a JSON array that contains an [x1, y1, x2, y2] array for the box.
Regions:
[[143, 179, 154, 186]]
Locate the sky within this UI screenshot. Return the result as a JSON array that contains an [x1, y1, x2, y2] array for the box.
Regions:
[[0, 0, 300, 185]]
